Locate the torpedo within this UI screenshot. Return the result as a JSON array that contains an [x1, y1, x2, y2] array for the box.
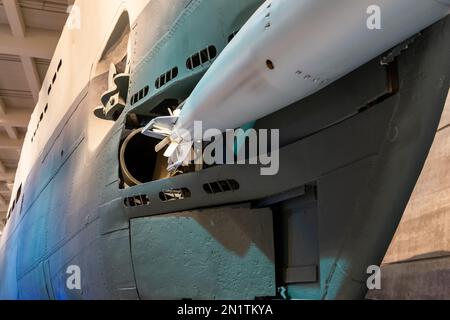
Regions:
[[143, 0, 450, 173]]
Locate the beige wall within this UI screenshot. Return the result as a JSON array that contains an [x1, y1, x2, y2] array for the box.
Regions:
[[385, 91, 450, 263], [370, 90, 450, 299]]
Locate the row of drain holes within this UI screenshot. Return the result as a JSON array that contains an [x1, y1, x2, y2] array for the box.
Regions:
[[130, 29, 241, 107], [124, 179, 240, 208], [130, 29, 241, 106], [32, 59, 63, 143], [130, 45, 217, 106]]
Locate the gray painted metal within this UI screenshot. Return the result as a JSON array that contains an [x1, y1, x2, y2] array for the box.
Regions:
[[0, 0, 449, 300]]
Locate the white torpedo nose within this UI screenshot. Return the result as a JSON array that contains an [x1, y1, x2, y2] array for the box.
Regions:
[[143, 0, 450, 172]]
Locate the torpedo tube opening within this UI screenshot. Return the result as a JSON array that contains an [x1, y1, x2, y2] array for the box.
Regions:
[[119, 128, 168, 187], [119, 95, 204, 188]]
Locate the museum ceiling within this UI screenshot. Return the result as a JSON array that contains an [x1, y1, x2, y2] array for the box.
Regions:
[[0, 0, 70, 231]]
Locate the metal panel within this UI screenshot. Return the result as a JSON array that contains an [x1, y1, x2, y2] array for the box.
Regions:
[[18, 262, 49, 300], [130, 206, 275, 299]]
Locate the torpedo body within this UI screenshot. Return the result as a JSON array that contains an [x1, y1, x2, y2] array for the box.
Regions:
[[145, 0, 450, 169]]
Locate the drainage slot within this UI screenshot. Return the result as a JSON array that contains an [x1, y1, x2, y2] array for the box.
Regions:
[[186, 46, 217, 70], [159, 188, 191, 202], [155, 67, 179, 89], [203, 179, 240, 194], [124, 194, 150, 208], [228, 30, 240, 43]]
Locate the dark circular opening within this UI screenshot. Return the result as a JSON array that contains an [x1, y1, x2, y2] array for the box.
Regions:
[[266, 60, 274, 70], [120, 130, 159, 185]]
